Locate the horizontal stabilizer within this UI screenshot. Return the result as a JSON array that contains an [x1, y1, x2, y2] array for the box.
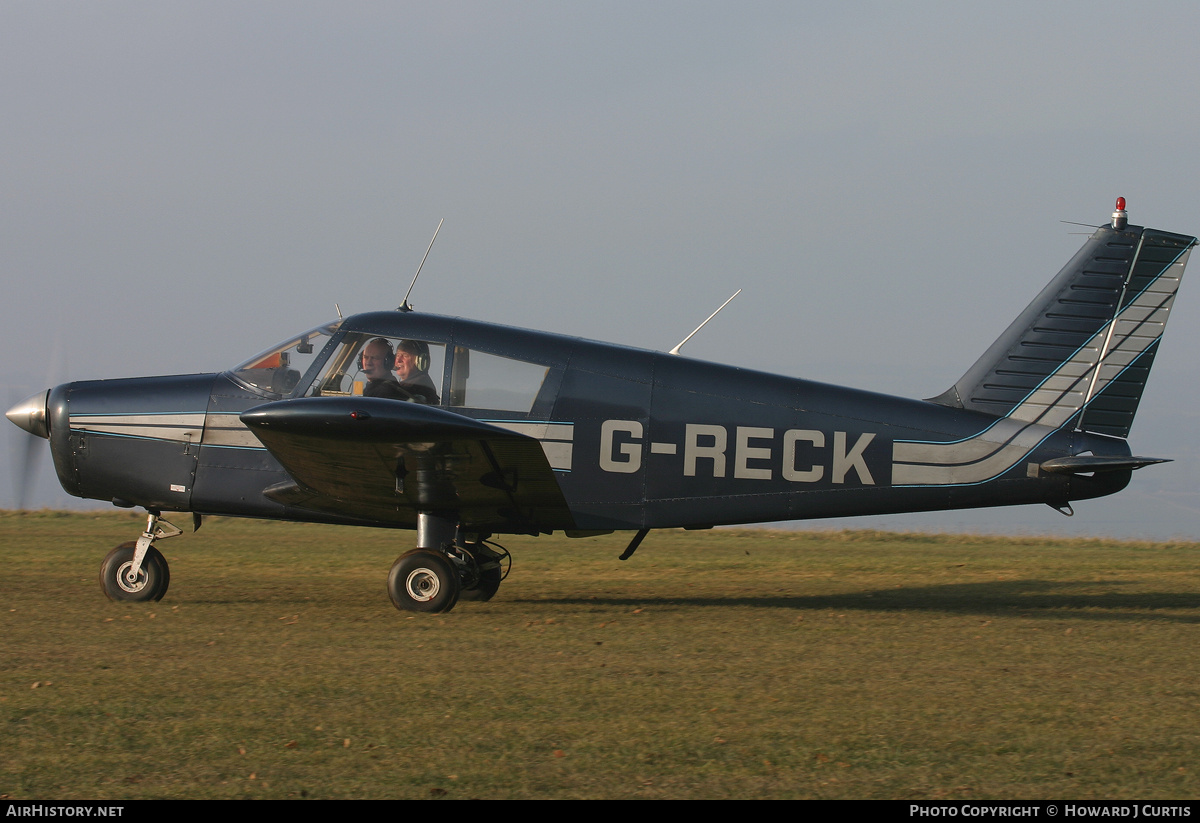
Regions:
[[1039, 455, 1171, 475]]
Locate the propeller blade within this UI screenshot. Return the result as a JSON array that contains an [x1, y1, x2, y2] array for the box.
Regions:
[[15, 426, 41, 510], [7, 388, 48, 510]]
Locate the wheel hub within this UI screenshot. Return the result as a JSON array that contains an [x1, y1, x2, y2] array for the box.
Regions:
[[405, 568, 440, 602], [116, 561, 148, 593]]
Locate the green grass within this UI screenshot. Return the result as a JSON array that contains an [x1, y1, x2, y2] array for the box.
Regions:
[[2, 511, 1199, 799]]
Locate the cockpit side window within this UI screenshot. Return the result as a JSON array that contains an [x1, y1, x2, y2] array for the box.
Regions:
[[229, 321, 341, 397], [303, 333, 446, 404], [447, 348, 549, 413]]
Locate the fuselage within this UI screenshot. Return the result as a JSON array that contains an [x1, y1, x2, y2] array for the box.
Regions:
[[39, 311, 1130, 534]]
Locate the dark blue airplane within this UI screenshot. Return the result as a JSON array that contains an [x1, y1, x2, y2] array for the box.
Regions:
[[7, 200, 1195, 613]]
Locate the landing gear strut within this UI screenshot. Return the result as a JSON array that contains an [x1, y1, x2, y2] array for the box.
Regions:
[[386, 512, 511, 613], [99, 511, 185, 602]]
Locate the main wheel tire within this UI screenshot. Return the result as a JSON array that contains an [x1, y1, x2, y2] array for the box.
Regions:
[[459, 564, 502, 602], [387, 549, 460, 613], [100, 542, 171, 602]]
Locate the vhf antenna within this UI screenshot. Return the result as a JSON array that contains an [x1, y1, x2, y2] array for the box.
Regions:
[[669, 289, 741, 355], [398, 218, 444, 312]]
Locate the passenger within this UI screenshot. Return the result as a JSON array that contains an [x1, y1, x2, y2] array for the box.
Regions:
[[360, 338, 410, 400], [394, 340, 440, 404]]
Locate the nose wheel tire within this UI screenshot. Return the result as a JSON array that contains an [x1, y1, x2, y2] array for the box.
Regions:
[[387, 549, 460, 613], [100, 542, 171, 602]]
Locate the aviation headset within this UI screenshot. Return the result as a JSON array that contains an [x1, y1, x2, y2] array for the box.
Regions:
[[361, 338, 396, 370], [395, 339, 431, 373]]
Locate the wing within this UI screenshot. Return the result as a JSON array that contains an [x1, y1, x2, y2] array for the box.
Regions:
[[240, 397, 576, 532]]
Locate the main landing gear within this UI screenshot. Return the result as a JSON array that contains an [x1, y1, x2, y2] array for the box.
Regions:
[[97, 509, 508, 614], [386, 513, 510, 614], [99, 511, 189, 602]]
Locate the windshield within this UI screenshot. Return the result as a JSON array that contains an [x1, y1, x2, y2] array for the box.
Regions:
[[229, 320, 342, 397]]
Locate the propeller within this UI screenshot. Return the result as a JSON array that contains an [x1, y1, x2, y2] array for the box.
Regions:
[[6, 335, 66, 510], [6, 388, 45, 509]]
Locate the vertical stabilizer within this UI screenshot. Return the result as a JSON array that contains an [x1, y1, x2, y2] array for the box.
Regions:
[[929, 217, 1195, 438]]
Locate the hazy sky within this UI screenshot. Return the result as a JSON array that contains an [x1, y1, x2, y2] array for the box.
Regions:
[[4, 1, 1199, 538]]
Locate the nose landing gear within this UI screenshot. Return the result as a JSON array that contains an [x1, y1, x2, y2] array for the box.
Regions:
[[99, 511, 187, 602], [100, 542, 170, 602]]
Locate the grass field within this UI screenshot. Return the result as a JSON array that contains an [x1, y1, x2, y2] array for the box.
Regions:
[[2, 510, 1199, 799]]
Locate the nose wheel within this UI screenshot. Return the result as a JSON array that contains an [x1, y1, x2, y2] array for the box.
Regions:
[[100, 542, 171, 602], [99, 510, 187, 603]]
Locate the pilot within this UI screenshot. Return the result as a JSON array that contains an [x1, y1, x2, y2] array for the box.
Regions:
[[360, 338, 410, 400], [394, 340, 440, 405]]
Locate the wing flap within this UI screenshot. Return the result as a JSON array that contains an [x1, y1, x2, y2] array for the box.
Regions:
[[241, 398, 576, 531]]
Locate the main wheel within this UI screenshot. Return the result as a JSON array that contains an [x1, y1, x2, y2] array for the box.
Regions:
[[100, 542, 171, 602], [459, 565, 502, 602], [387, 549, 460, 613], [459, 542, 508, 602]]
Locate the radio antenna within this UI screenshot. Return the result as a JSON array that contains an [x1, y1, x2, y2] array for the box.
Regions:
[[398, 218, 444, 312], [669, 289, 741, 355]]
